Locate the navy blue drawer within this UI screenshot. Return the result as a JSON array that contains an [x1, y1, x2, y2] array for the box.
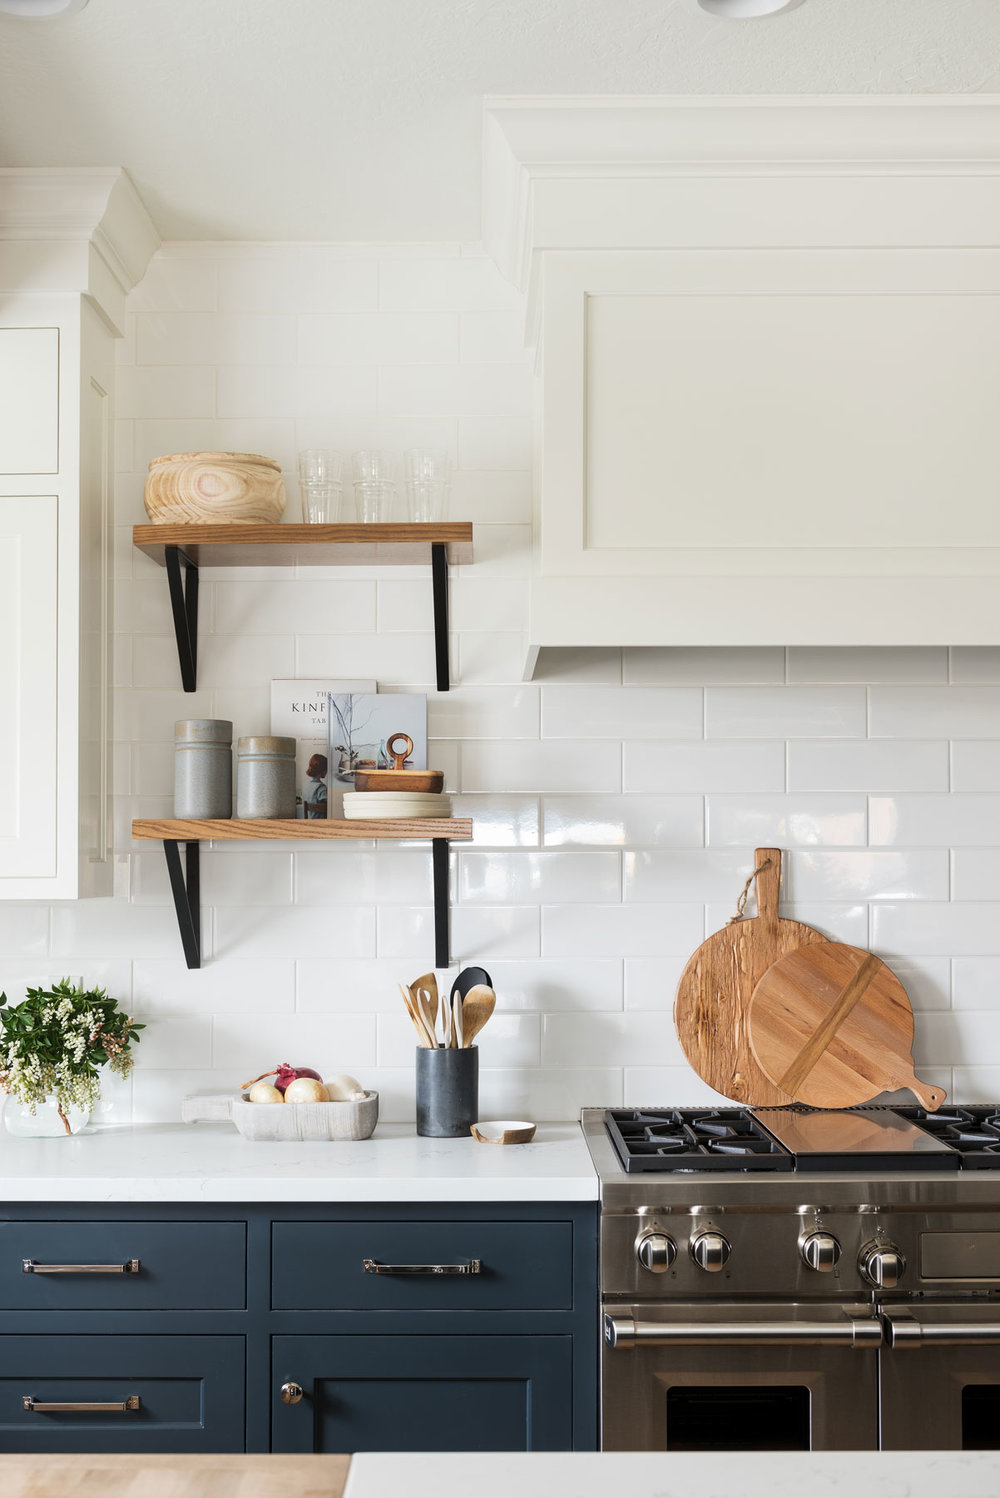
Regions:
[[272, 1219, 573, 1311], [0, 1335, 245, 1452], [0, 1221, 246, 1309]]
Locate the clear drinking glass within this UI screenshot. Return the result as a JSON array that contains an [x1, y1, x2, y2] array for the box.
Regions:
[[406, 478, 449, 522], [301, 483, 340, 523], [403, 448, 450, 483], [352, 449, 395, 484], [297, 448, 343, 485], [354, 479, 394, 523]]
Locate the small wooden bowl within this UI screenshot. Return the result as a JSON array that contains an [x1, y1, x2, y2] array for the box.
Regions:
[[144, 451, 286, 525], [470, 1120, 537, 1145], [353, 768, 444, 792]]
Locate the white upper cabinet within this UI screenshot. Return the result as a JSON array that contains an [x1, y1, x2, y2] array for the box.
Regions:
[[0, 170, 157, 898], [482, 99, 1000, 673]]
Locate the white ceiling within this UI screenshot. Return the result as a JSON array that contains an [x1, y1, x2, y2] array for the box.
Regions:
[[1, 0, 998, 242]]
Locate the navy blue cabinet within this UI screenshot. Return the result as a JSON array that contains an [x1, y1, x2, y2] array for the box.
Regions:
[[271, 1334, 574, 1453], [0, 1200, 598, 1455]]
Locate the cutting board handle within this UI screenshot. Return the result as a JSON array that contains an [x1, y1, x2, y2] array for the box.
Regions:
[[754, 848, 782, 933], [906, 1077, 946, 1112]]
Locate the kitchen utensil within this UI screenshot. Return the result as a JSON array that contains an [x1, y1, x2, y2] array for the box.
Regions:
[[352, 734, 444, 793], [673, 848, 829, 1106], [747, 942, 947, 1111], [470, 1120, 536, 1145], [414, 985, 438, 1052], [441, 989, 453, 1049], [459, 984, 495, 1046], [453, 992, 464, 1049], [411, 971, 439, 1035], [399, 982, 435, 1048], [449, 965, 492, 1005]]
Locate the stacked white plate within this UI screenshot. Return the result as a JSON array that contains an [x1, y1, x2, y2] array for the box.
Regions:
[[343, 791, 452, 820]]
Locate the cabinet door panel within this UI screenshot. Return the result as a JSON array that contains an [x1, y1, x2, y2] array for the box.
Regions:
[[0, 496, 58, 879], [272, 1335, 573, 1454], [0, 1334, 245, 1453], [0, 328, 59, 475]]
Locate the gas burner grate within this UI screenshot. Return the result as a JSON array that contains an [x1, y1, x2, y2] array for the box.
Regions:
[[895, 1106, 1000, 1168], [605, 1107, 794, 1173]]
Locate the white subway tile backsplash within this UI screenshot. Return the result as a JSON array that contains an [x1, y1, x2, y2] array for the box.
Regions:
[[542, 794, 704, 849], [870, 795, 1000, 847], [870, 687, 1000, 739], [624, 741, 785, 794], [706, 795, 868, 847], [541, 687, 703, 741], [788, 740, 949, 793], [706, 687, 867, 739], [624, 648, 785, 685], [19, 245, 1000, 1124]]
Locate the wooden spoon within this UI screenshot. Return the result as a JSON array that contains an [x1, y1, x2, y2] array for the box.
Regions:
[[461, 984, 495, 1046], [411, 971, 439, 1034], [453, 993, 464, 1049], [414, 986, 439, 1051], [398, 983, 435, 1048]]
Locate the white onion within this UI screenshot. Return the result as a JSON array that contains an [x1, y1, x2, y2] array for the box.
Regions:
[[248, 1081, 284, 1104], [325, 1073, 366, 1101], [283, 1076, 329, 1104]]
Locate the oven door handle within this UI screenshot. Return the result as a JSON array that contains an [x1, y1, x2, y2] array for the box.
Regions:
[[604, 1312, 882, 1350], [885, 1309, 1000, 1348]]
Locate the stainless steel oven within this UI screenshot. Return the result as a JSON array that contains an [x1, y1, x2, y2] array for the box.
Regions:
[[603, 1301, 880, 1451], [583, 1105, 1000, 1455]]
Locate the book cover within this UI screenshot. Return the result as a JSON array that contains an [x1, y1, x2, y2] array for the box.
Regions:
[[270, 679, 377, 818], [327, 693, 427, 783]]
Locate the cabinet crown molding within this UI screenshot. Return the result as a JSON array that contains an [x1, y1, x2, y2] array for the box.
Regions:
[[0, 167, 159, 330]]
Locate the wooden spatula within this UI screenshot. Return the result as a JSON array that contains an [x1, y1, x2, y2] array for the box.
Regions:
[[673, 849, 829, 1106], [411, 971, 439, 1034], [747, 942, 946, 1110]]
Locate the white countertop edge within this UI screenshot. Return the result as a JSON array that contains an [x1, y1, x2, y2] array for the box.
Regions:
[[0, 1121, 600, 1203]]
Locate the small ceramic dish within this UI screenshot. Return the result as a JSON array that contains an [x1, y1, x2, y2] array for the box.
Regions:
[[470, 1119, 537, 1145]]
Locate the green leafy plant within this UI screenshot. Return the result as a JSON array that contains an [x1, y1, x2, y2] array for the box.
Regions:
[[0, 979, 143, 1134]]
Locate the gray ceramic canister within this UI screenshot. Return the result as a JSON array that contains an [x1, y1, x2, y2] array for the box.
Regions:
[[236, 734, 296, 819], [415, 1045, 479, 1138], [174, 719, 233, 819]]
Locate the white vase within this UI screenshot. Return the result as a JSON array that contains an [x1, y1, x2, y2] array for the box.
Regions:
[[3, 1094, 90, 1138]]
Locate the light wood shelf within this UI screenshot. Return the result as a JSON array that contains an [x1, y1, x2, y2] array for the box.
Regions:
[[132, 818, 473, 842], [132, 522, 473, 568]]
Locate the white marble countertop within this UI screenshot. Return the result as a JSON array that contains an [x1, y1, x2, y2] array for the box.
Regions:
[[345, 1451, 1000, 1498], [0, 1120, 598, 1202]]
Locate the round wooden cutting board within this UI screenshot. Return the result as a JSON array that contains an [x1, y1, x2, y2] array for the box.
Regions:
[[747, 941, 946, 1110], [673, 849, 829, 1106]]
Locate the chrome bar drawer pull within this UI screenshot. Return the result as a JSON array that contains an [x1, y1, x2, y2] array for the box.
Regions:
[[22, 1396, 141, 1413], [22, 1259, 141, 1275], [363, 1257, 482, 1276]]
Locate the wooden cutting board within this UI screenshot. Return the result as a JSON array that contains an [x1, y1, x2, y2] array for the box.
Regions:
[[673, 848, 829, 1106], [747, 941, 946, 1110]]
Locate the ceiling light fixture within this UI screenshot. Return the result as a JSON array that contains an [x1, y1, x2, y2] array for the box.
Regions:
[[0, 0, 88, 15], [697, 0, 806, 16]]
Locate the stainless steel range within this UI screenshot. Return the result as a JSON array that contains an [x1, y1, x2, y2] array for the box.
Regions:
[[583, 1103, 1000, 1453]]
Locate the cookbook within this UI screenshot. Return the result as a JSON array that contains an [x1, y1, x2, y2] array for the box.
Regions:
[[270, 679, 377, 818]]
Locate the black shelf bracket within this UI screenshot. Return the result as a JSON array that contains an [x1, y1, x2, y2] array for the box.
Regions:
[[431, 541, 450, 692], [165, 545, 199, 693], [163, 840, 202, 969], [432, 838, 452, 968]]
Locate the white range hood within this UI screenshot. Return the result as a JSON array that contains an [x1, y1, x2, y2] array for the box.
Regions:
[[482, 97, 1000, 678]]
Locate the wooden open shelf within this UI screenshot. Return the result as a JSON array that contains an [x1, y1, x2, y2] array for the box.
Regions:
[[133, 818, 473, 972], [132, 818, 472, 842], [132, 522, 473, 568], [132, 522, 471, 694]]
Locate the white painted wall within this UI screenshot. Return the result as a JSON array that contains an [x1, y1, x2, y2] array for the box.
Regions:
[[1, 242, 996, 1123]]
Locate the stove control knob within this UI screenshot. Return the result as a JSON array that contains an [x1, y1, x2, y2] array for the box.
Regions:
[[801, 1231, 841, 1274], [690, 1230, 731, 1273], [636, 1232, 677, 1274], [859, 1241, 905, 1289]]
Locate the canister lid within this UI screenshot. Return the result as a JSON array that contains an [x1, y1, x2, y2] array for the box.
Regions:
[[175, 718, 233, 744], [236, 735, 296, 757]]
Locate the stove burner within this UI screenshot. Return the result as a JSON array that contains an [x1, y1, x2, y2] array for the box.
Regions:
[[606, 1108, 794, 1173], [896, 1106, 1000, 1168]]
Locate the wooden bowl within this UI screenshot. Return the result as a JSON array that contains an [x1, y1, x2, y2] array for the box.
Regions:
[[144, 451, 286, 525], [353, 769, 444, 793], [470, 1120, 537, 1145]]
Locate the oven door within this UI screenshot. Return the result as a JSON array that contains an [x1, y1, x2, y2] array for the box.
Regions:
[[882, 1304, 1000, 1450], [602, 1301, 881, 1452]]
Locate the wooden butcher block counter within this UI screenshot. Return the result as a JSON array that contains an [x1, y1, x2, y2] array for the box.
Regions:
[[0, 1454, 350, 1498]]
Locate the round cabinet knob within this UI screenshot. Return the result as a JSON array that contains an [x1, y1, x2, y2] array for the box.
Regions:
[[636, 1231, 677, 1274], [859, 1242, 905, 1289], [801, 1231, 841, 1273], [280, 1381, 304, 1406], [690, 1230, 731, 1273]]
